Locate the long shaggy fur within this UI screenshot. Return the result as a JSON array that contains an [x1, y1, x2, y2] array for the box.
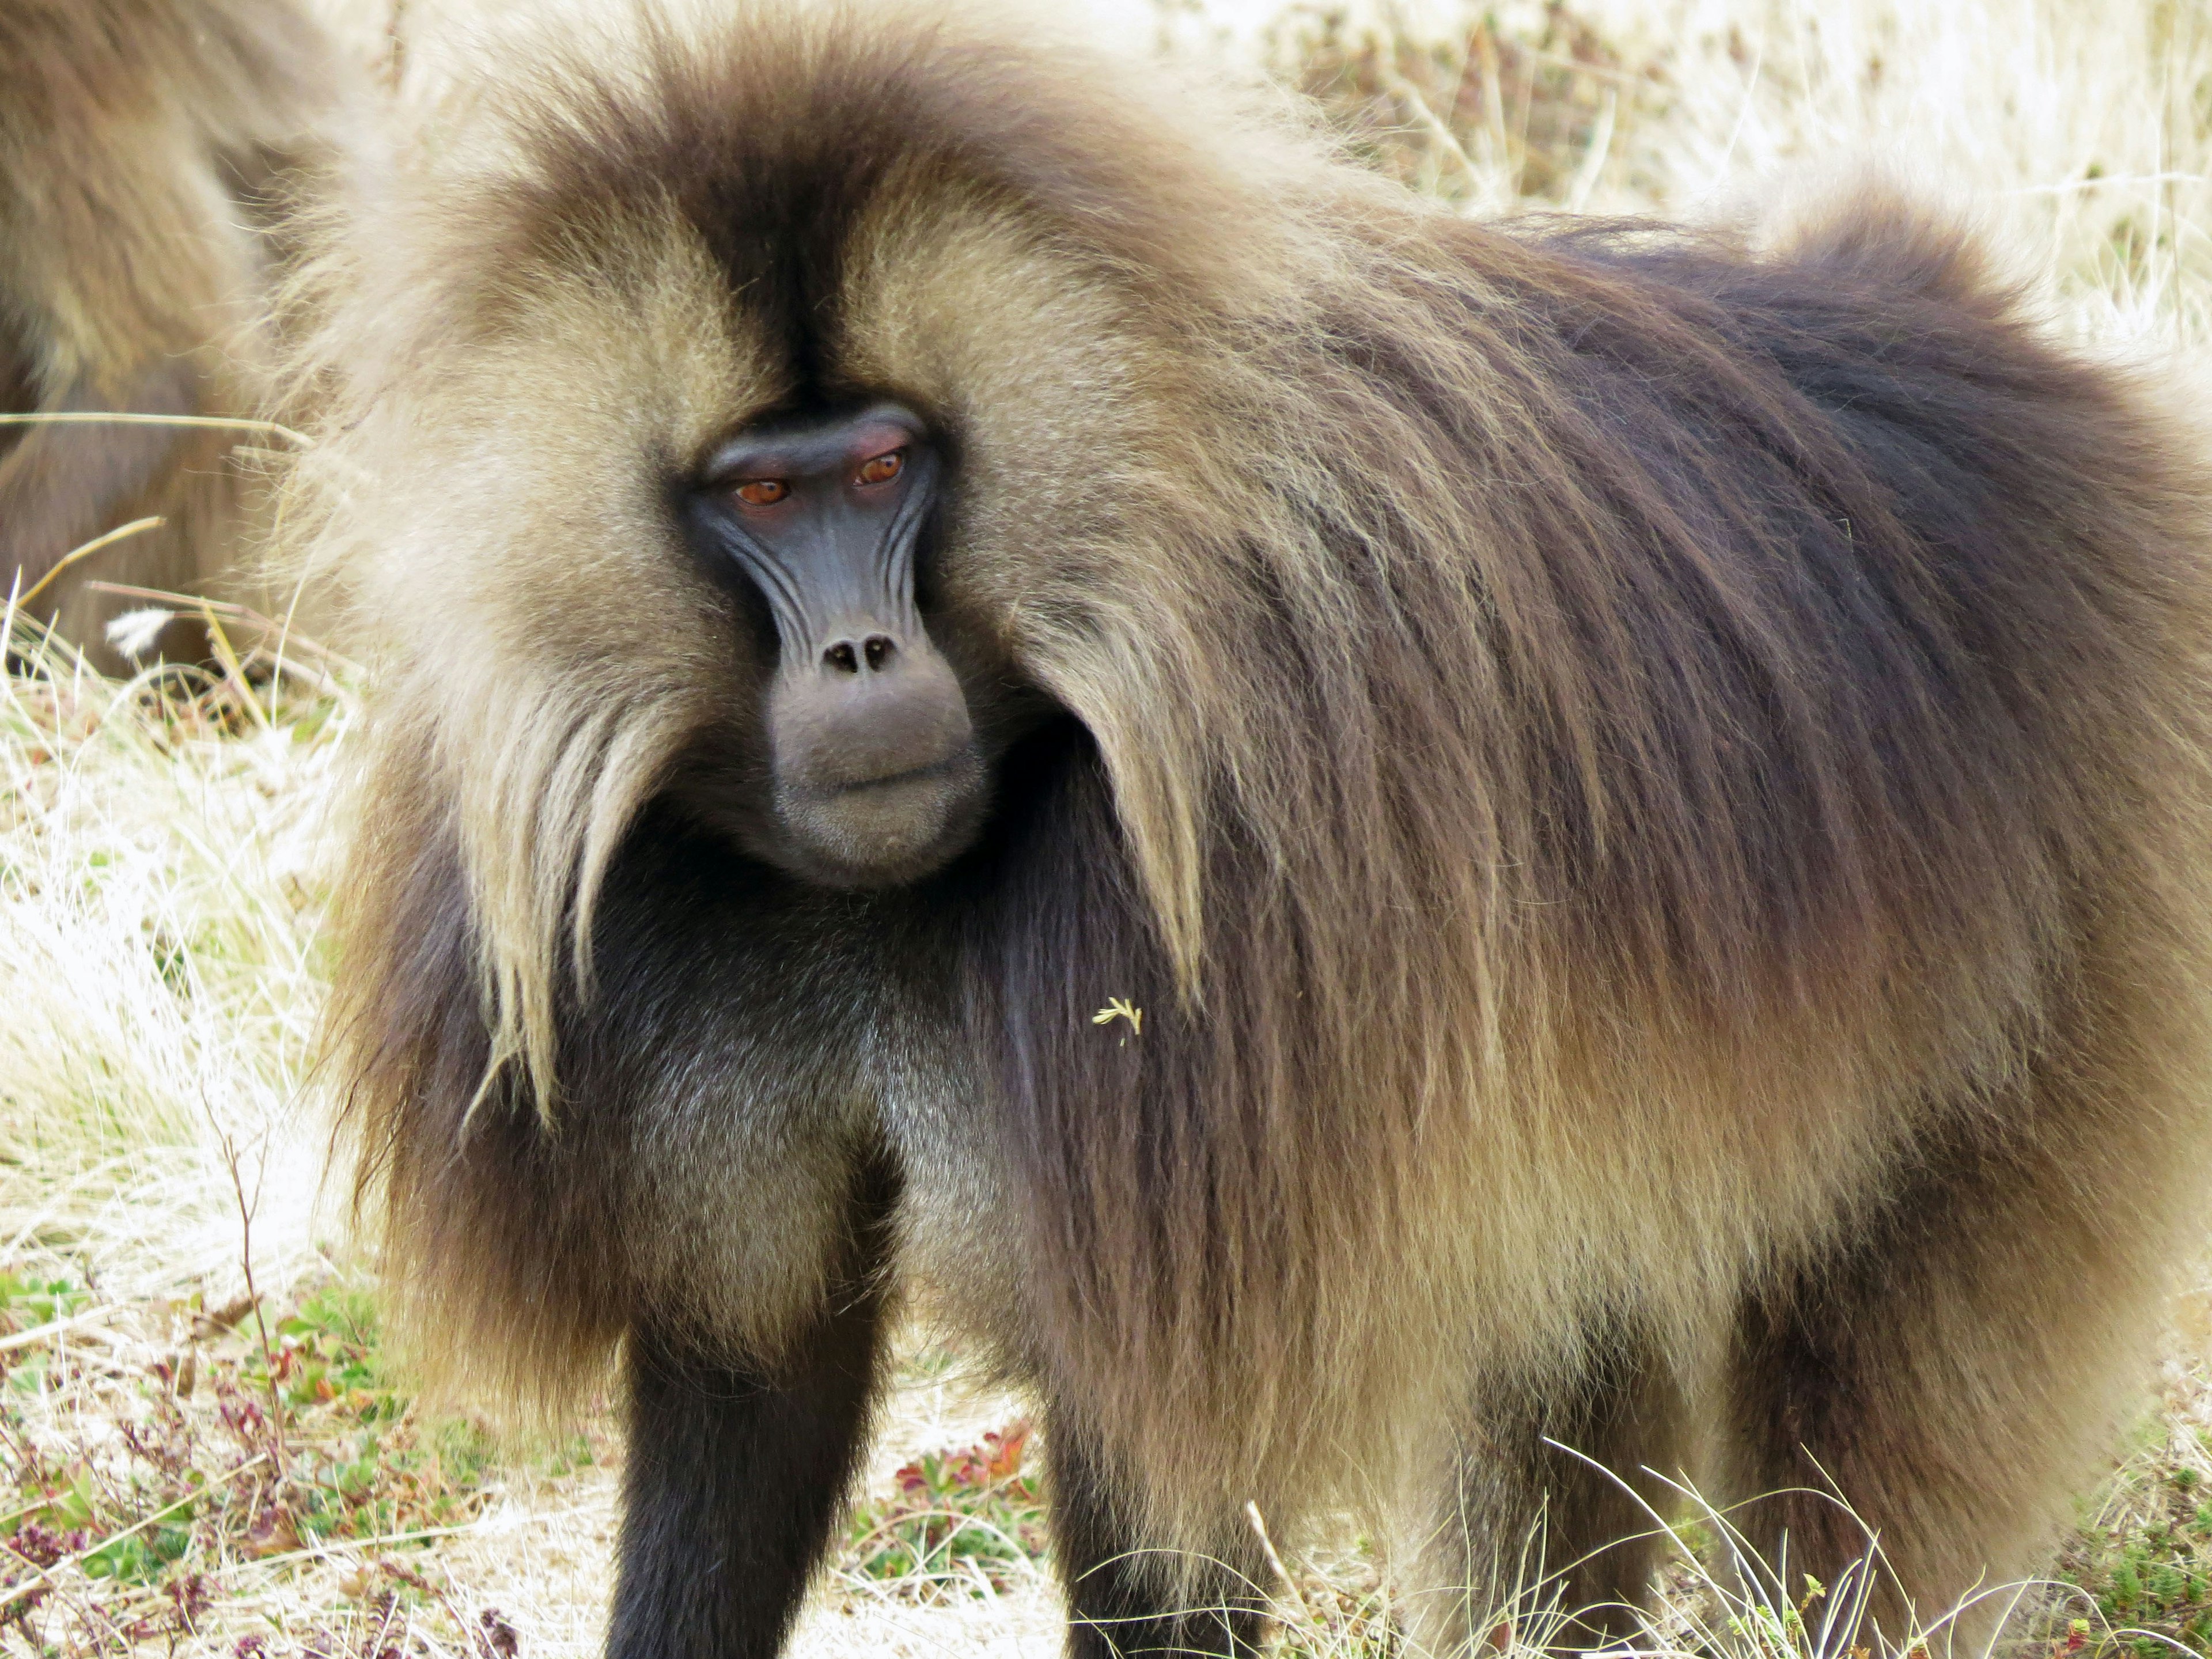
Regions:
[[303, 3, 2212, 1647], [0, 0, 343, 669]]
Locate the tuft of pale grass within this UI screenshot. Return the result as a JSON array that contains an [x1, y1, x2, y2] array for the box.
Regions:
[[0, 613, 351, 1308]]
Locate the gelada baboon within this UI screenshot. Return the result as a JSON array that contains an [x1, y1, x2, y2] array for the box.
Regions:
[[305, 4, 2212, 1655], [0, 0, 342, 672]]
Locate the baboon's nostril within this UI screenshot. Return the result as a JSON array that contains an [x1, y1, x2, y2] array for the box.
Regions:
[[864, 635, 895, 672], [824, 641, 859, 675]]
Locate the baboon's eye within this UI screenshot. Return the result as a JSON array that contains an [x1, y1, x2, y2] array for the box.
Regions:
[[855, 450, 904, 486], [734, 478, 789, 506]]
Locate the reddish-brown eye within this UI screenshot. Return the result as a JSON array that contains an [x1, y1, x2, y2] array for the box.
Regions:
[[734, 478, 789, 506], [855, 450, 904, 486]]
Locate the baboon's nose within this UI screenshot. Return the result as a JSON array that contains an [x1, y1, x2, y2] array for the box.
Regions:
[[821, 634, 897, 676], [778, 626, 970, 790], [765, 627, 984, 885]]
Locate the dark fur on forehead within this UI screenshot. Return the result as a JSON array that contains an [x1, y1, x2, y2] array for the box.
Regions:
[[471, 6, 1271, 400]]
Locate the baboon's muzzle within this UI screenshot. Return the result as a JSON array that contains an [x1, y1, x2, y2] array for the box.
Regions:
[[699, 405, 987, 887]]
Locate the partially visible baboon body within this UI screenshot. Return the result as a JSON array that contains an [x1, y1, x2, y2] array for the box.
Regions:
[[298, 7, 2212, 1657], [0, 0, 343, 673]]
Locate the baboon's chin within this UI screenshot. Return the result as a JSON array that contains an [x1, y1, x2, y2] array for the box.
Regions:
[[763, 753, 990, 888]]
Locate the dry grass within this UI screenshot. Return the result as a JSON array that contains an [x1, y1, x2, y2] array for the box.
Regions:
[[0, 623, 341, 1309], [1258, 0, 2212, 342], [4, 0, 2212, 1653]]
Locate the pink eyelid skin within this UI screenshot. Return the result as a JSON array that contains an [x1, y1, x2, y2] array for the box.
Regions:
[[732, 433, 908, 507]]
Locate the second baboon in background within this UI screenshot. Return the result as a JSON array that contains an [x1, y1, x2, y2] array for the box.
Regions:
[[0, 0, 344, 672]]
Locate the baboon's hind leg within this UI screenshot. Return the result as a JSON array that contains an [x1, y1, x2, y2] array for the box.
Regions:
[[1048, 1423, 1267, 1659], [1416, 1322, 1692, 1656], [1719, 1037, 2199, 1650]]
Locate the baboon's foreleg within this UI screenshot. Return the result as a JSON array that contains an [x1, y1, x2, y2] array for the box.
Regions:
[[1048, 1425, 1266, 1659], [608, 1272, 891, 1657]]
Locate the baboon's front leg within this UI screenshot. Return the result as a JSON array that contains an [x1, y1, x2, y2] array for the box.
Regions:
[[608, 1293, 888, 1659]]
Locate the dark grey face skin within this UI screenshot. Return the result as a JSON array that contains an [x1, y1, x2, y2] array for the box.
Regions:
[[695, 403, 988, 888]]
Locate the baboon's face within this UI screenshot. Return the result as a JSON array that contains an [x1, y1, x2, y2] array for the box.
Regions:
[[683, 400, 997, 888], [372, 190, 1169, 899]]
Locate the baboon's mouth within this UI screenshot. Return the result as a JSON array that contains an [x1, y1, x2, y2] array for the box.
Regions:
[[812, 755, 967, 795], [769, 744, 989, 887]]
